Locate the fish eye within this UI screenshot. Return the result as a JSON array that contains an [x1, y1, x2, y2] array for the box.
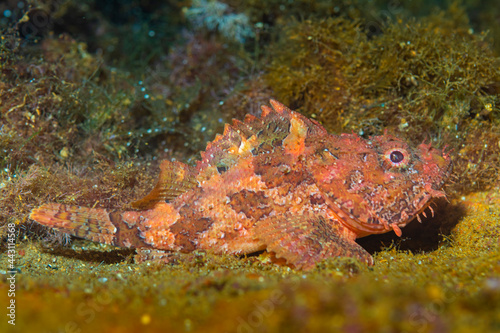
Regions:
[[390, 151, 404, 163], [384, 148, 410, 168]]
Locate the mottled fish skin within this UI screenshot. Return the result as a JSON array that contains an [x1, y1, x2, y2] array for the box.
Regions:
[[30, 100, 453, 269]]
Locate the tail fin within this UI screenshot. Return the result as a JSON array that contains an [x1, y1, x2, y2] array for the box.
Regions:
[[30, 203, 151, 248]]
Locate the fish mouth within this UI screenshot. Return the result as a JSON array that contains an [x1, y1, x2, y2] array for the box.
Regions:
[[326, 190, 438, 238]]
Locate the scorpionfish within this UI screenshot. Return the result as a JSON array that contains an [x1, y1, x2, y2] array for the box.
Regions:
[[31, 100, 452, 269]]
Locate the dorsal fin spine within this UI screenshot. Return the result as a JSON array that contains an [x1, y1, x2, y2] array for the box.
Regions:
[[269, 99, 291, 114]]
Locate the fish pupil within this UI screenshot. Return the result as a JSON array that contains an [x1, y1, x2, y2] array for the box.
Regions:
[[390, 150, 404, 163]]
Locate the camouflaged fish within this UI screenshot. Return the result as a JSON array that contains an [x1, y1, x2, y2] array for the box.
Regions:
[[30, 100, 452, 269]]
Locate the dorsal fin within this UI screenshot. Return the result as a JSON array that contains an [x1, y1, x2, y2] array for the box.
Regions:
[[260, 105, 273, 117], [244, 114, 259, 122], [197, 100, 325, 178], [231, 119, 254, 139], [269, 99, 292, 114], [130, 160, 197, 210]]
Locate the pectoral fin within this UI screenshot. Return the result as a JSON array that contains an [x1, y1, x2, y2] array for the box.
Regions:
[[254, 213, 373, 269]]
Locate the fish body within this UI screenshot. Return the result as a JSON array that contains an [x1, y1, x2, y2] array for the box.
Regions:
[[30, 100, 452, 269]]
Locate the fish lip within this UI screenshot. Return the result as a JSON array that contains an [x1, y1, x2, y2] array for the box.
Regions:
[[326, 203, 396, 237], [334, 195, 436, 237]]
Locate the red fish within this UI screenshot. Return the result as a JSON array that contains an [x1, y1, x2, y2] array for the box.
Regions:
[[30, 100, 452, 269]]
